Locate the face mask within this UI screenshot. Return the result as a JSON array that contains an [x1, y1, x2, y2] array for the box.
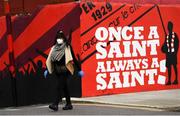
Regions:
[[56, 38, 63, 44]]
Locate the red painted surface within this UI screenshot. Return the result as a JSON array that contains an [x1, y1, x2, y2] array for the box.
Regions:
[[0, 1, 180, 98], [80, 2, 180, 97], [0, 0, 76, 16], [82, 0, 180, 4], [0, 2, 81, 72]]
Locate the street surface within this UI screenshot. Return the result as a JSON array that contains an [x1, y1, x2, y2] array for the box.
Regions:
[[0, 103, 180, 115]]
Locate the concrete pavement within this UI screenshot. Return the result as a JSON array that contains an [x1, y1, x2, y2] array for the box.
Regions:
[[72, 89, 180, 111], [1, 89, 180, 115], [1, 103, 180, 115]]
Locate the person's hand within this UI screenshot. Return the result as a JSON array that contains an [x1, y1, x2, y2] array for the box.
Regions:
[[44, 70, 48, 78]]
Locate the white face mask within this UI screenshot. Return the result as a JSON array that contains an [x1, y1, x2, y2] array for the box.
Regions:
[[56, 38, 63, 44]]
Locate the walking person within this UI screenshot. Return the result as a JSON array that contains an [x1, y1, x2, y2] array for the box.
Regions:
[[46, 30, 75, 111]]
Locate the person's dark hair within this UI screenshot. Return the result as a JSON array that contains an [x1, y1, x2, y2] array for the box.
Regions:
[[54, 30, 68, 45]]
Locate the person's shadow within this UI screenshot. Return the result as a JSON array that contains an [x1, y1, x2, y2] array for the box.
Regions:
[[161, 21, 179, 85]]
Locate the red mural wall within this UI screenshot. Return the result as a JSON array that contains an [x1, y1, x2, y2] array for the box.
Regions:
[[0, 2, 81, 107], [82, 0, 180, 4], [0, 2, 81, 72], [0, 1, 180, 101], [0, 0, 76, 16], [80, 2, 180, 97]]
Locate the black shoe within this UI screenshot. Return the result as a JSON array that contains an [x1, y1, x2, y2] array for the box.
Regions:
[[49, 104, 58, 111], [62, 104, 73, 110], [166, 81, 171, 85], [172, 80, 178, 85]]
